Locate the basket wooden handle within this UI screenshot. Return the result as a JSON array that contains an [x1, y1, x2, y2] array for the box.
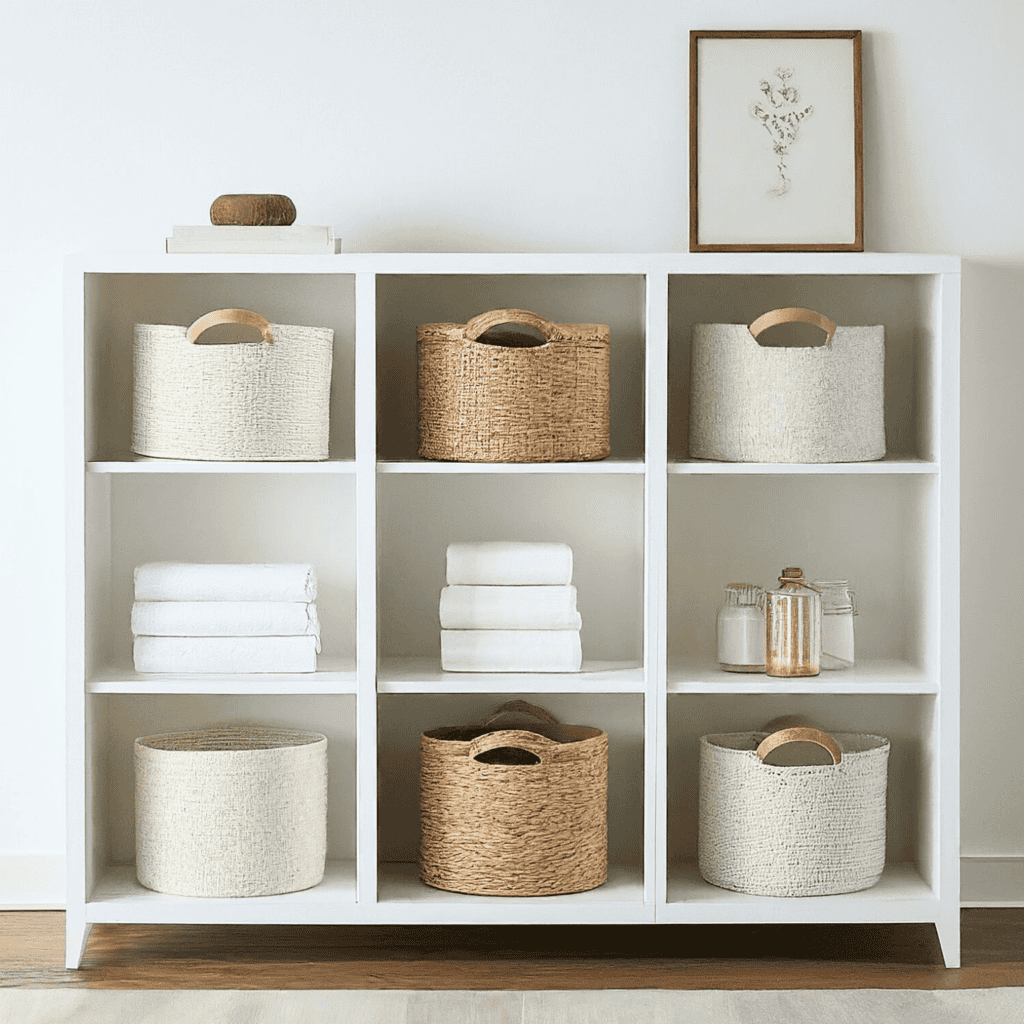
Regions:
[[468, 729, 556, 763], [481, 700, 559, 727], [756, 727, 842, 765], [187, 309, 275, 345], [464, 309, 558, 343], [749, 307, 836, 344]]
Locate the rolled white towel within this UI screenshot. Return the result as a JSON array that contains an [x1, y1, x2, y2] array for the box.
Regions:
[[134, 563, 317, 603], [441, 629, 582, 673], [439, 586, 581, 630], [131, 601, 320, 645], [446, 542, 573, 586], [133, 635, 319, 674]]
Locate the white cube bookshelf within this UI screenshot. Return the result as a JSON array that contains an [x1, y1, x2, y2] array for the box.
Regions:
[[65, 251, 960, 968]]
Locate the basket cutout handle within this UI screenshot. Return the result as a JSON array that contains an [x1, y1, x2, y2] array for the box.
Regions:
[[749, 307, 836, 346], [187, 309, 274, 345], [756, 727, 842, 765], [464, 309, 558, 345], [468, 729, 556, 764], [481, 700, 559, 728]]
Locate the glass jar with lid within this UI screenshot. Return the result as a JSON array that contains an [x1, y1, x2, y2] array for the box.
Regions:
[[716, 583, 765, 672], [765, 567, 821, 677], [812, 579, 857, 670]]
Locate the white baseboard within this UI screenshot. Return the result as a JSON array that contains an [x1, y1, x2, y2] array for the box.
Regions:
[[0, 853, 65, 909], [961, 856, 1024, 907]]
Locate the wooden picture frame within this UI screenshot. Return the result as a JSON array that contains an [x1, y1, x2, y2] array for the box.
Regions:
[[690, 30, 863, 252]]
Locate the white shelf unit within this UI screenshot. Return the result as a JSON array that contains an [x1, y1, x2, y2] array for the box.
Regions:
[[65, 251, 961, 969]]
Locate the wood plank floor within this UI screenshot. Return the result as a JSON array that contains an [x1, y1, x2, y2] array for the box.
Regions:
[[3, 911, 1024, 989]]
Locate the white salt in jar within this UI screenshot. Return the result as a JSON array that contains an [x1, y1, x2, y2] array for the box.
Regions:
[[716, 583, 765, 672]]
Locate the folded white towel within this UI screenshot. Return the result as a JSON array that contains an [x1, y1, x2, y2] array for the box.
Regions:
[[441, 629, 582, 673], [131, 601, 320, 645], [439, 586, 581, 630], [134, 563, 317, 603], [446, 542, 573, 586], [133, 635, 318, 674]]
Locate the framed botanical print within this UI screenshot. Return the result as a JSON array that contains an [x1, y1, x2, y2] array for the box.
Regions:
[[690, 30, 863, 251]]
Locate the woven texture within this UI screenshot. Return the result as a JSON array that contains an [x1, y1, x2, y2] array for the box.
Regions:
[[417, 310, 610, 462], [132, 321, 333, 460], [419, 702, 607, 895], [135, 726, 327, 897], [698, 731, 889, 897], [689, 324, 885, 463]]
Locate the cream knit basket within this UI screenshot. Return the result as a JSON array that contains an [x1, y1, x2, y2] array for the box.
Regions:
[[689, 307, 885, 463], [135, 726, 328, 898], [132, 308, 334, 461], [698, 727, 889, 897]]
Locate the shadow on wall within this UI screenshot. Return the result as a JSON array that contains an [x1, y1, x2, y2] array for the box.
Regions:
[[959, 257, 1024, 852]]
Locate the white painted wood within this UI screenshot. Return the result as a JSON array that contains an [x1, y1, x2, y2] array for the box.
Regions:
[[66, 253, 960, 968], [645, 272, 670, 910], [668, 656, 936, 694], [377, 657, 643, 693], [354, 272, 379, 908], [669, 457, 938, 474], [88, 459, 357, 474], [663, 863, 938, 925]]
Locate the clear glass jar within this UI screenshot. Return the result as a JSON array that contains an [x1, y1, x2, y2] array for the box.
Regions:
[[765, 567, 821, 677], [716, 583, 765, 672], [812, 579, 857, 670]]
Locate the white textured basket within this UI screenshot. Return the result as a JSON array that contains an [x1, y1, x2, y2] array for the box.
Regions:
[[689, 307, 885, 463], [132, 308, 333, 461], [135, 726, 328, 898], [698, 728, 889, 897]]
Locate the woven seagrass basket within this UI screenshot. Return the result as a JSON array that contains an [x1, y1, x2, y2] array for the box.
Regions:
[[132, 308, 333, 461], [698, 727, 889, 897], [417, 309, 610, 462], [689, 307, 885, 463], [135, 725, 328, 898], [419, 700, 607, 896]]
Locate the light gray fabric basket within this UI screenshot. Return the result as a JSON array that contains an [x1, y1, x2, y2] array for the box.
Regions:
[[135, 726, 328, 898], [698, 729, 889, 897], [689, 307, 885, 463], [131, 308, 333, 461]]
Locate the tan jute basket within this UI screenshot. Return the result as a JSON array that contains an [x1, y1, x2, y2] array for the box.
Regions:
[[417, 308, 610, 462], [419, 700, 608, 896], [132, 308, 333, 461], [698, 727, 889, 897], [689, 307, 885, 463], [135, 725, 327, 898]]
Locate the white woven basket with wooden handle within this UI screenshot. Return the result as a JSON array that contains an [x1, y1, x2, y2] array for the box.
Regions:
[[689, 307, 885, 463], [698, 727, 889, 897], [131, 308, 333, 461]]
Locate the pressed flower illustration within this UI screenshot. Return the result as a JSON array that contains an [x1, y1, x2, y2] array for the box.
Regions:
[[751, 67, 813, 197]]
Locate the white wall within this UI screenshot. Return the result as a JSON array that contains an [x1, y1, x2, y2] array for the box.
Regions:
[[2, 0, 1022, 904]]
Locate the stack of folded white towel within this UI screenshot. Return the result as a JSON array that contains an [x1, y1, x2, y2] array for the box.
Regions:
[[131, 562, 321, 673], [439, 542, 583, 672]]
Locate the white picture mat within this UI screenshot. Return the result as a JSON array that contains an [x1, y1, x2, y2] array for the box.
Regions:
[[696, 37, 857, 246]]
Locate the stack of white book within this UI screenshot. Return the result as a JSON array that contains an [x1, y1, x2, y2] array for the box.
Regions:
[[439, 542, 583, 673], [166, 225, 342, 254], [131, 562, 321, 673]]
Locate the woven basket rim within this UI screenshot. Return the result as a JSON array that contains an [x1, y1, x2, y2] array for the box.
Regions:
[[701, 731, 890, 757], [136, 727, 327, 753], [422, 723, 605, 745]]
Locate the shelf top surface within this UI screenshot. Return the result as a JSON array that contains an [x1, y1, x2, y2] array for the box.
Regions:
[[67, 251, 962, 276]]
